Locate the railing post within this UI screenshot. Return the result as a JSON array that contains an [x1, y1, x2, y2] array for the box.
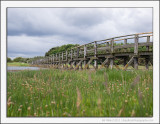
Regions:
[[110, 38, 114, 69], [94, 41, 98, 69], [66, 51, 68, 61], [71, 49, 73, 60], [134, 34, 139, 70], [53, 54, 54, 63], [146, 36, 150, 51], [56, 53, 57, 61], [77, 47, 79, 58], [84, 45, 87, 67], [124, 39, 127, 52], [59, 53, 60, 63], [62, 52, 64, 61], [106, 41, 109, 53]]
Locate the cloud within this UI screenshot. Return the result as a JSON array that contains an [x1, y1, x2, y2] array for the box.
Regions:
[[7, 8, 152, 58]]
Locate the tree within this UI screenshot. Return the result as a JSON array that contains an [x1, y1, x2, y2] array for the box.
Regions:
[[13, 57, 23, 62], [7, 57, 12, 62], [45, 44, 79, 56]]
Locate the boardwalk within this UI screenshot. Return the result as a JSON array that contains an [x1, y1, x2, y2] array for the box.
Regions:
[[31, 32, 153, 70]]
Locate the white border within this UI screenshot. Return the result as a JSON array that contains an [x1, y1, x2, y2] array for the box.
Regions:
[[1, 1, 159, 123]]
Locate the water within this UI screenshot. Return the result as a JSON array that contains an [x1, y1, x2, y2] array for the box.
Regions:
[[7, 66, 44, 71]]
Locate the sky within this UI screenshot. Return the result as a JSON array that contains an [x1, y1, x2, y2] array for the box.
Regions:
[[7, 8, 152, 59]]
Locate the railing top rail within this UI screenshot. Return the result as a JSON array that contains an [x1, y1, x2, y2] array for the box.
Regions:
[[46, 32, 153, 58]]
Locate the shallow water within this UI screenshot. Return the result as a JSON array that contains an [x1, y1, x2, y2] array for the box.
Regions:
[[7, 66, 44, 71]]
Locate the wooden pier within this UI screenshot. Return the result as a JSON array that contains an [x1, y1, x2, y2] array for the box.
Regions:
[[31, 32, 153, 70]]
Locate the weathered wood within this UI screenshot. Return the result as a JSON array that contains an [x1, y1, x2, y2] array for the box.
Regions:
[[84, 57, 95, 69], [77, 47, 80, 58], [66, 51, 68, 61], [134, 57, 138, 70], [31, 32, 153, 70], [111, 38, 114, 53], [146, 36, 150, 51], [94, 41, 98, 69], [124, 39, 127, 52], [71, 49, 73, 60], [145, 57, 149, 70], [134, 34, 139, 55], [62, 52, 64, 61], [123, 56, 134, 70], [100, 58, 109, 69], [74, 60, 83, 70]]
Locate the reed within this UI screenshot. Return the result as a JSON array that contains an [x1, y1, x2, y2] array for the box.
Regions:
[[7, 69, 153, 117]]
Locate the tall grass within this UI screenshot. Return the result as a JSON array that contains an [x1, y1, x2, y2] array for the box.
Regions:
[[7, 69, 153, 117]]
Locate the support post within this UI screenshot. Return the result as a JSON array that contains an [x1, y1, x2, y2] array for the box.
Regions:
[[106, 42, 109, 53], [94, 41, 98, 69], [146, 36, 150, 51], [123, 57, 127, 67], [66, 51, 68, 61], [62, 52, 64, 61], [124, 39, 127, 52], [110, 38, 114, 69], [110, 58, 114, 69], [84, 45, 87, 68], [145, 56, 149, 70], [71, 49, 73, 60], [77, 47, 79, 58], [134, 34, 139, 70]]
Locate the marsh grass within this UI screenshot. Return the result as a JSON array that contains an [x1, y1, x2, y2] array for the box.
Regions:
[[7, 69, 153, 117]]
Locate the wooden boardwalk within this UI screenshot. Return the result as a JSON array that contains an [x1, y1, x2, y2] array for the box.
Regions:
[[31, 32, 153, 70]]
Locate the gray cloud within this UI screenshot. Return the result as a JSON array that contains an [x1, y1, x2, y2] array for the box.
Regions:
[[7, 8, 152, 58]]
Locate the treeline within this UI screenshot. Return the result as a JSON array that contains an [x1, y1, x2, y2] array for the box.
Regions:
[[7, 56, 44, 63], [7, 44, 79, 63], [45, 44, 79, 56]]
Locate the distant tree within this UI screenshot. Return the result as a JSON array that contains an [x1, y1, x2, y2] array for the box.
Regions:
[[13, 57, 23, 62], [45, 44, 79, 56], [7, 57, 12, 62]]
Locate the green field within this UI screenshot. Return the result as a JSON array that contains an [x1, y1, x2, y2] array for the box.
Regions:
[[7, 62, 30, 67], [7, 69, 153, 117]]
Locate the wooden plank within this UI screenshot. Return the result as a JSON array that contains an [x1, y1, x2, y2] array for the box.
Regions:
[[99, 58, 109, 69], [138, 42, 152, 47], [74, 60, 83, 70], [69, 61, 76, 69], [123, 56, 134, 70], [84, 58, 95, 69], [114, 43, 134, 49]]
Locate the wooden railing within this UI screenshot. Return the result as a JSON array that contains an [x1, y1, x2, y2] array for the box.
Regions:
[[31, 32, 153, 67]]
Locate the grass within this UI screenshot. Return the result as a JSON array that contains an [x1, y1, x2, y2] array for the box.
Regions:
[[7, 62, 30, 67], [7, 69, 153, 117]]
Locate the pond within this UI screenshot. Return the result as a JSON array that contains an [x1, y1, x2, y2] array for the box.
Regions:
[[7, 66, 45, 71]]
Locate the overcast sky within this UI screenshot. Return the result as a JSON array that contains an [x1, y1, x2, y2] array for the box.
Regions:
[[7, 8, 152, 59]]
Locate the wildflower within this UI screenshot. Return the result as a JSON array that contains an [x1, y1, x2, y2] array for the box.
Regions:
[[45, 105, 48, 108], [27, 107, 31, 111], [51, 101, 56, 105], [111, 107, 115, 111], [20, 105, 23, 108], [18, 108, 22, 112], [34, 113, 37, 116], [125, 100, 128, 103], [145, 87, 149, 90], [131, 110, 135, 117]]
